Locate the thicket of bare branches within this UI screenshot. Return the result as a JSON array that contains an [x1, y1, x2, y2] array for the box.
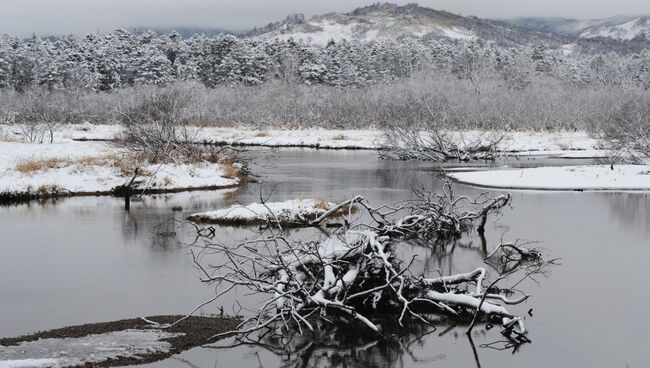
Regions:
[[185, 184, 551, 347], [596, 96, 650, 167], [114, 84, 241, 168], [2, 76, 649, 134]]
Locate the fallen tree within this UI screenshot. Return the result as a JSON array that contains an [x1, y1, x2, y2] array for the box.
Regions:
[[186, 183, 550, 346]]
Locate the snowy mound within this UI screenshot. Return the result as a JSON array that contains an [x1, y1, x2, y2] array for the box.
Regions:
[[188, 198, 356, 226], [448, 165, 650, 191], [0, 329, 182, 368]]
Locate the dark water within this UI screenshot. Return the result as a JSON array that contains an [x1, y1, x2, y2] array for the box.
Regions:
[[1, 149, 649, 367]]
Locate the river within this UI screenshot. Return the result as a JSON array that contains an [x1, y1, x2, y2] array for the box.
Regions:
[[1, 149, 648, 367]]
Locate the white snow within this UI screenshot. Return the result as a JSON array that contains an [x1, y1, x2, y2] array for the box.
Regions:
[[439, 27, 476, 40], [188, 198, 346, 224], [448, 165, 650, 191], [196, 127, 382, 149], [0, 123, 121, 143], [560, 43, 577, 56], [0, 329, 183, 368]]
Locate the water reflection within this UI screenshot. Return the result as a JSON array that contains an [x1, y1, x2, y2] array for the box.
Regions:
[[2, 149, 650, 368]]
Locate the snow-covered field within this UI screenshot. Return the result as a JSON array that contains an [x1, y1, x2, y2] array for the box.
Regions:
[[0, 329, 182, 368], [448, 165, 650, 191], [188, 198, 353, 225]]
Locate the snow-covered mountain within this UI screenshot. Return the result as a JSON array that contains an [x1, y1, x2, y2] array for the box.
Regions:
[[579, 17, 649, 41], [509, 16, 650, 42], [247, 3, 553, 46], [248, 4, 473, 45]]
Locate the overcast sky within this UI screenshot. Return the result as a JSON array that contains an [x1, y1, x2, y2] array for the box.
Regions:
[[2, 0, 650, 37]]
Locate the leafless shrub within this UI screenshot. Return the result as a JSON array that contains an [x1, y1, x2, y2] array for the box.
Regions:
[[597, 97, 650, 167], [115, 83, 210, 163], [1, 77, 648, 134]]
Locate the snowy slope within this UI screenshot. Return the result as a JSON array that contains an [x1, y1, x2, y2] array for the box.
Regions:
[[508, 15, 650, 42], [580, 17, 650, 41]]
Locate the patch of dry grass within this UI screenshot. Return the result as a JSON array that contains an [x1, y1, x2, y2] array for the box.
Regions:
[[314, 198, 329, 210], [220, 162, 240, 180], [14, 154, 144, 176], [0, 133, 21, 142], [331, 134, 348, 141], [255, 131, 270, 137], [15, 158, 69, 174]]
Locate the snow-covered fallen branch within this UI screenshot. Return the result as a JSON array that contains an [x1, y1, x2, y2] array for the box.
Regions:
[[188, 183, 548, 343]]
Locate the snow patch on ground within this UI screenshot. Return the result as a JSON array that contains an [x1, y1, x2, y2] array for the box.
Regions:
[[188, 198, 349, 225], [448, 165, 650, 191], [0, 329, 183, 368], [197, 127, 601, 154], [197, 127, 382, 149]]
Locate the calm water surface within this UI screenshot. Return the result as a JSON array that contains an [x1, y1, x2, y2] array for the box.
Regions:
[[1, 149, 648, 367]]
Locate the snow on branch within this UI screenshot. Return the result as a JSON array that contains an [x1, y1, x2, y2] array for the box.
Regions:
[[185, 182, 550, 345]]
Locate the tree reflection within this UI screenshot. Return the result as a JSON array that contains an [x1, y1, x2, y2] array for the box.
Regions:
[[208, 317, 534, 368]]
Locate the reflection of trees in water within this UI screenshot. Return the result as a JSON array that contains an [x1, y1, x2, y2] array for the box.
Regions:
[[603, 192, 650, 235], [117, 191, 244, 249], [209, 318, 530, 368]]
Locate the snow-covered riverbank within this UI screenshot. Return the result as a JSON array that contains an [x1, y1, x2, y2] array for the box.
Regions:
[[0, 128, 239, 201], [448, 165, 650, 191], [1, 123, 603, 154]]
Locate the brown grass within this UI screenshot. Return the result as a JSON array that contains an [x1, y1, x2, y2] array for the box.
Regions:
[[331, 133, 348, 141], [14, 154, 146, 176], [314, 198, 329, 210], [220, 162, 239, 180], [0, 133, 20, 142], [15, 158, 68, 173], [255, 131, 270, 137]]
